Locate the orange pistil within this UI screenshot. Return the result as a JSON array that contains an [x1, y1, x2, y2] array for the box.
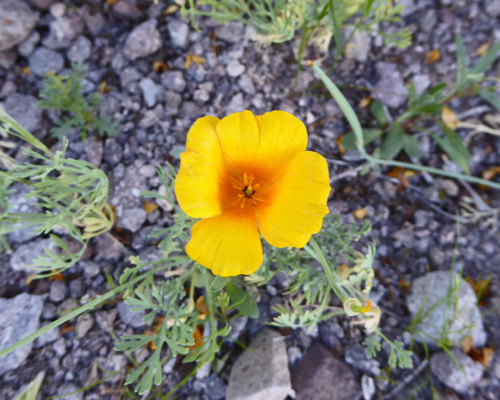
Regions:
[[360, 300, 372, 313]]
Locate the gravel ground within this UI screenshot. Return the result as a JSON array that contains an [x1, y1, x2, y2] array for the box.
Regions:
[[1, 0, 500, 399]]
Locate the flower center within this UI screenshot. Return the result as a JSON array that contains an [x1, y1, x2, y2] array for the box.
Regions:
[[230, 172, 265, 208]]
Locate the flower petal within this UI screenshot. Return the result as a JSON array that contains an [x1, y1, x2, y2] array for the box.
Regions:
[[186, 210, 263, 277], [256, 151, 331, 248], [216, 110, 307, 178], [215, 110, 260, 174], [255, 110, 307, 177], [175, 116, 224, 218]]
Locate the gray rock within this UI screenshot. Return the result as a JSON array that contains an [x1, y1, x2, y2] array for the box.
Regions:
[[430, 349, 483, 393], [80, 261, 100, 277], [0, 0, 39, 52], [345, 344, 381, 376], [193, 88, 210, 104], [161, 70, 186, 93], [120, 67, 143, 88], [117, 301, 146, 328], [10, 238, 56, 273], [69, 278, 85, 299], [238, 74, 255, 94], [120, 208, 147, 232], [50, 280, 68, 303], [361, 375, 375, 400], [82, 5, 106, 36], [217, 23, 245, 43], [4, 93, 42, 133], [124, 20, 162, 60], [413, 74, 430, 96], [292, 341, 361, 400], [167, 19, 189, 48], [420, 9, 437, 33], [94, 232, 126, 261], [227, 93, 244, 114], [86, 136, 103, 167], [372, 62, 408, 109], [26, 0, 56, 9], [0, 293, 43, 375], [43, 15, 84, 49], [76, 314, 94, 337], [109, 164, 148, 210], [226, 60, 245, 78], [29, 47, 64, 76], [34, 322, 61, 348], [18, 31, 40, 57], [226, 328, 292, 400], [67, 35, 92, 63], [165, 91, 182, 115], [57, 383, 83, 400], [486, 0, 500, 17], [139, 78, 162, 108], [103, 138, 123, 166], [112, 0, 142, 20], [203, 375, 226, 400], [0, 49, 16, 69], [392, 223, 415, 248], [343, 27, 371, 62], [407, 271, 486, 348]]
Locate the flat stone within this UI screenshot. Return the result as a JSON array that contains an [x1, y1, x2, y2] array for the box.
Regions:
[[82, 5, 106, 36], [124, 20, 162, 60], [430, 349, 483, 394], [345, 344, 380, 376], [94, 232, 126, 261], [67, 35, 92, 63], [407, 271, 486, 348], [227, 60, 245, 78], [139, 78, 162, 108], [0, 293, 43, 375], [372, 62, 408, 109], [86, 136, 103, 167], [161, 70, 186, 93], [4, 93, 42, 133], [10, 238, 56, 273], [167, 19, 189, 48], [226, 328, 293, 400], [0, 49, 16, 69], [49, 280, 68, 303], [119, 208, 148, 232], [0, 0, 39, 52], [29, 47, 64, 76], [292, 341, 361, 400]]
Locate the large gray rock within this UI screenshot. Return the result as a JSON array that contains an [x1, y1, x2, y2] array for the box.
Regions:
[[0, 0, 39, 51], [407, 271, 486, 348], [0, 293, 43, 375], [167, 19, 189, 48], [117, 301, 145, 328], [67, 35, 92, 63], [226, 328, 293, 400], [430, 349, 484, 394], [292, 341, 361, 400], [4, 93, 42, 133], [372, 62, 408, 109], [123, 20, 162, 60]]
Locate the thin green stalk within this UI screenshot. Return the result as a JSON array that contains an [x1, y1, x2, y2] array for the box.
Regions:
[[308, 237, 349, 303], [0, 267, 160, 359], [309, 61, 500, 190]]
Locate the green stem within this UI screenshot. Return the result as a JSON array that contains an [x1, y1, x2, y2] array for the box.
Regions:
[[308, 237, 349, 303], [0, 267, 159, 359]]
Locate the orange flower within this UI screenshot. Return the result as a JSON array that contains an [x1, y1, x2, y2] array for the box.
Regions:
[[175, 110, 331, 276]]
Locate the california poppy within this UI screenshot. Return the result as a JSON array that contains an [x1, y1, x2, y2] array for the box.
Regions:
[[175, 110, 331, 276]]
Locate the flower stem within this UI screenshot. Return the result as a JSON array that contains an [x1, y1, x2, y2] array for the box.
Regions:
[[308, 237, 349, 303]]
